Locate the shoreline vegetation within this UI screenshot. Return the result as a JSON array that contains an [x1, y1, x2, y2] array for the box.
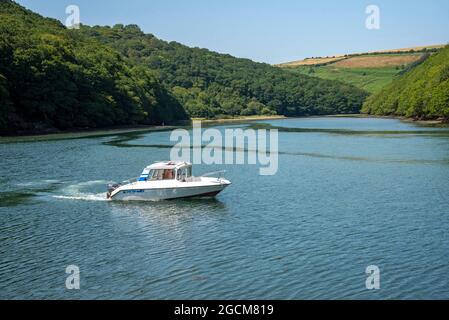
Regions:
[[1, 2, 447, 137], [192, 115, 286, 123], [1, 114, 447, 144], [328, 114, 448, 126], [0, 1, 367, 135], [0, 125, 176, 143], [362, 45, 449, 119]]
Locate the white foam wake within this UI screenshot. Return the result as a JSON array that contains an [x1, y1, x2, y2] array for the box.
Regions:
[[53, 193, 109, 202], [53, 180, 111, 202]]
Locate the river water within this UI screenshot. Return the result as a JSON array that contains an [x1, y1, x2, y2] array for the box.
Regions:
[[1, 117, 449, 299]]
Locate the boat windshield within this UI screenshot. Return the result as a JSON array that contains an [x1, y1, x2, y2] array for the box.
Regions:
[[177, 167, 192, 181], [148, 169, 175, 181]]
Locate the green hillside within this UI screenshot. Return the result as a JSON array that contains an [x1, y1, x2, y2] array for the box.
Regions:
[[362, 46, 449, 120], [282, 51, 436, 94], [0, 0, 369, 135], [0, 0, 187, 134], [78, 24, 368, 119], [290, 66, 400, 94]]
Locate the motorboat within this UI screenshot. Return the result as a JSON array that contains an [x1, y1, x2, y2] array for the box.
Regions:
[[107, 161, 231, 201]]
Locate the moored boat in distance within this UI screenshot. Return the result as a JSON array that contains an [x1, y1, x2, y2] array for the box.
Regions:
[[107, 161, 231, 201]]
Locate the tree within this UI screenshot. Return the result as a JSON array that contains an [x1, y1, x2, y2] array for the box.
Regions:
[[0, 0, 189, 133], [362, 45, 449, 120]]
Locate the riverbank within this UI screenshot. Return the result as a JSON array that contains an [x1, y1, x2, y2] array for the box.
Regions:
[[328, 114, 448, 127], [192, 115, 286, 124], [0, 115, 285, 143], [2, 114, 447, 144], [0, 125, 177, 144], [0, 116, 286, 143]]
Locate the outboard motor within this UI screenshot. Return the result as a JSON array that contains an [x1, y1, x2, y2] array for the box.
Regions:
[[107, 183, 120, 199]]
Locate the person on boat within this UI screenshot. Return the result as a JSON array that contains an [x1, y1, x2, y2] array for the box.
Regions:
[[163, 169, 174, 180]]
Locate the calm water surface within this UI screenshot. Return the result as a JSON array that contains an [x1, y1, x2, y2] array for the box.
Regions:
[[1, 117, 449, 299]]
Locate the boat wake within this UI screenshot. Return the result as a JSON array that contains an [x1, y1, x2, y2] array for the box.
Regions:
[[15, 179, 62, 187], [52, 180, 110, 202], [53, 193, 109, 202]]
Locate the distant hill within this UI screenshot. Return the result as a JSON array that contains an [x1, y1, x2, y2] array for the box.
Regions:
[[276, 45, 445, 94], [362, 45, 449, 120], [78, 24, 368, 119], [276, 45, 444, 68]]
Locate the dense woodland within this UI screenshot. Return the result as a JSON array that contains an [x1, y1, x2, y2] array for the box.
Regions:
[[0, 1, 369, 134], [0, 0, 187, 134], [79, 24, 368, 119], [2, 1, 447, 135], [362, 45, 449, 120]]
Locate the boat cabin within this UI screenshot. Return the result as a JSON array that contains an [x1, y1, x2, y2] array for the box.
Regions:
[[139, 161, 192, 182]]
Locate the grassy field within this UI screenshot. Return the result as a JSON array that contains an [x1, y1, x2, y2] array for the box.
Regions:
[[276, 44, 444, 67], [331, 53, 422, 68], [291, 65, 401, 94], [276, 56, 346, 67], [283, 53, 434, 94], [277, 45, 444, 94]]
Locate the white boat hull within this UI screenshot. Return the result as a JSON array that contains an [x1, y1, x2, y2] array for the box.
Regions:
[[109, 178, 230, 201]]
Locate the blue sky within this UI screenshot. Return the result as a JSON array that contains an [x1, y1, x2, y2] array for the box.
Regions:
[[15, 0, 449, 64]]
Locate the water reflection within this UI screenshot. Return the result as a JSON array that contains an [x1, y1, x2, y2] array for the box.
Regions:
[[110, 198, 229, 229]]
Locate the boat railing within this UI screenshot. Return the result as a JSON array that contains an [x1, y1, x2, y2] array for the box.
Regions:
[[201, 170, 227, 180], [121, 177, 139, 185]]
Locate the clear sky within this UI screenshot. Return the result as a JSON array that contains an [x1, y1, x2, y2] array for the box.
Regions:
[[15, 0, 449, 64]]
